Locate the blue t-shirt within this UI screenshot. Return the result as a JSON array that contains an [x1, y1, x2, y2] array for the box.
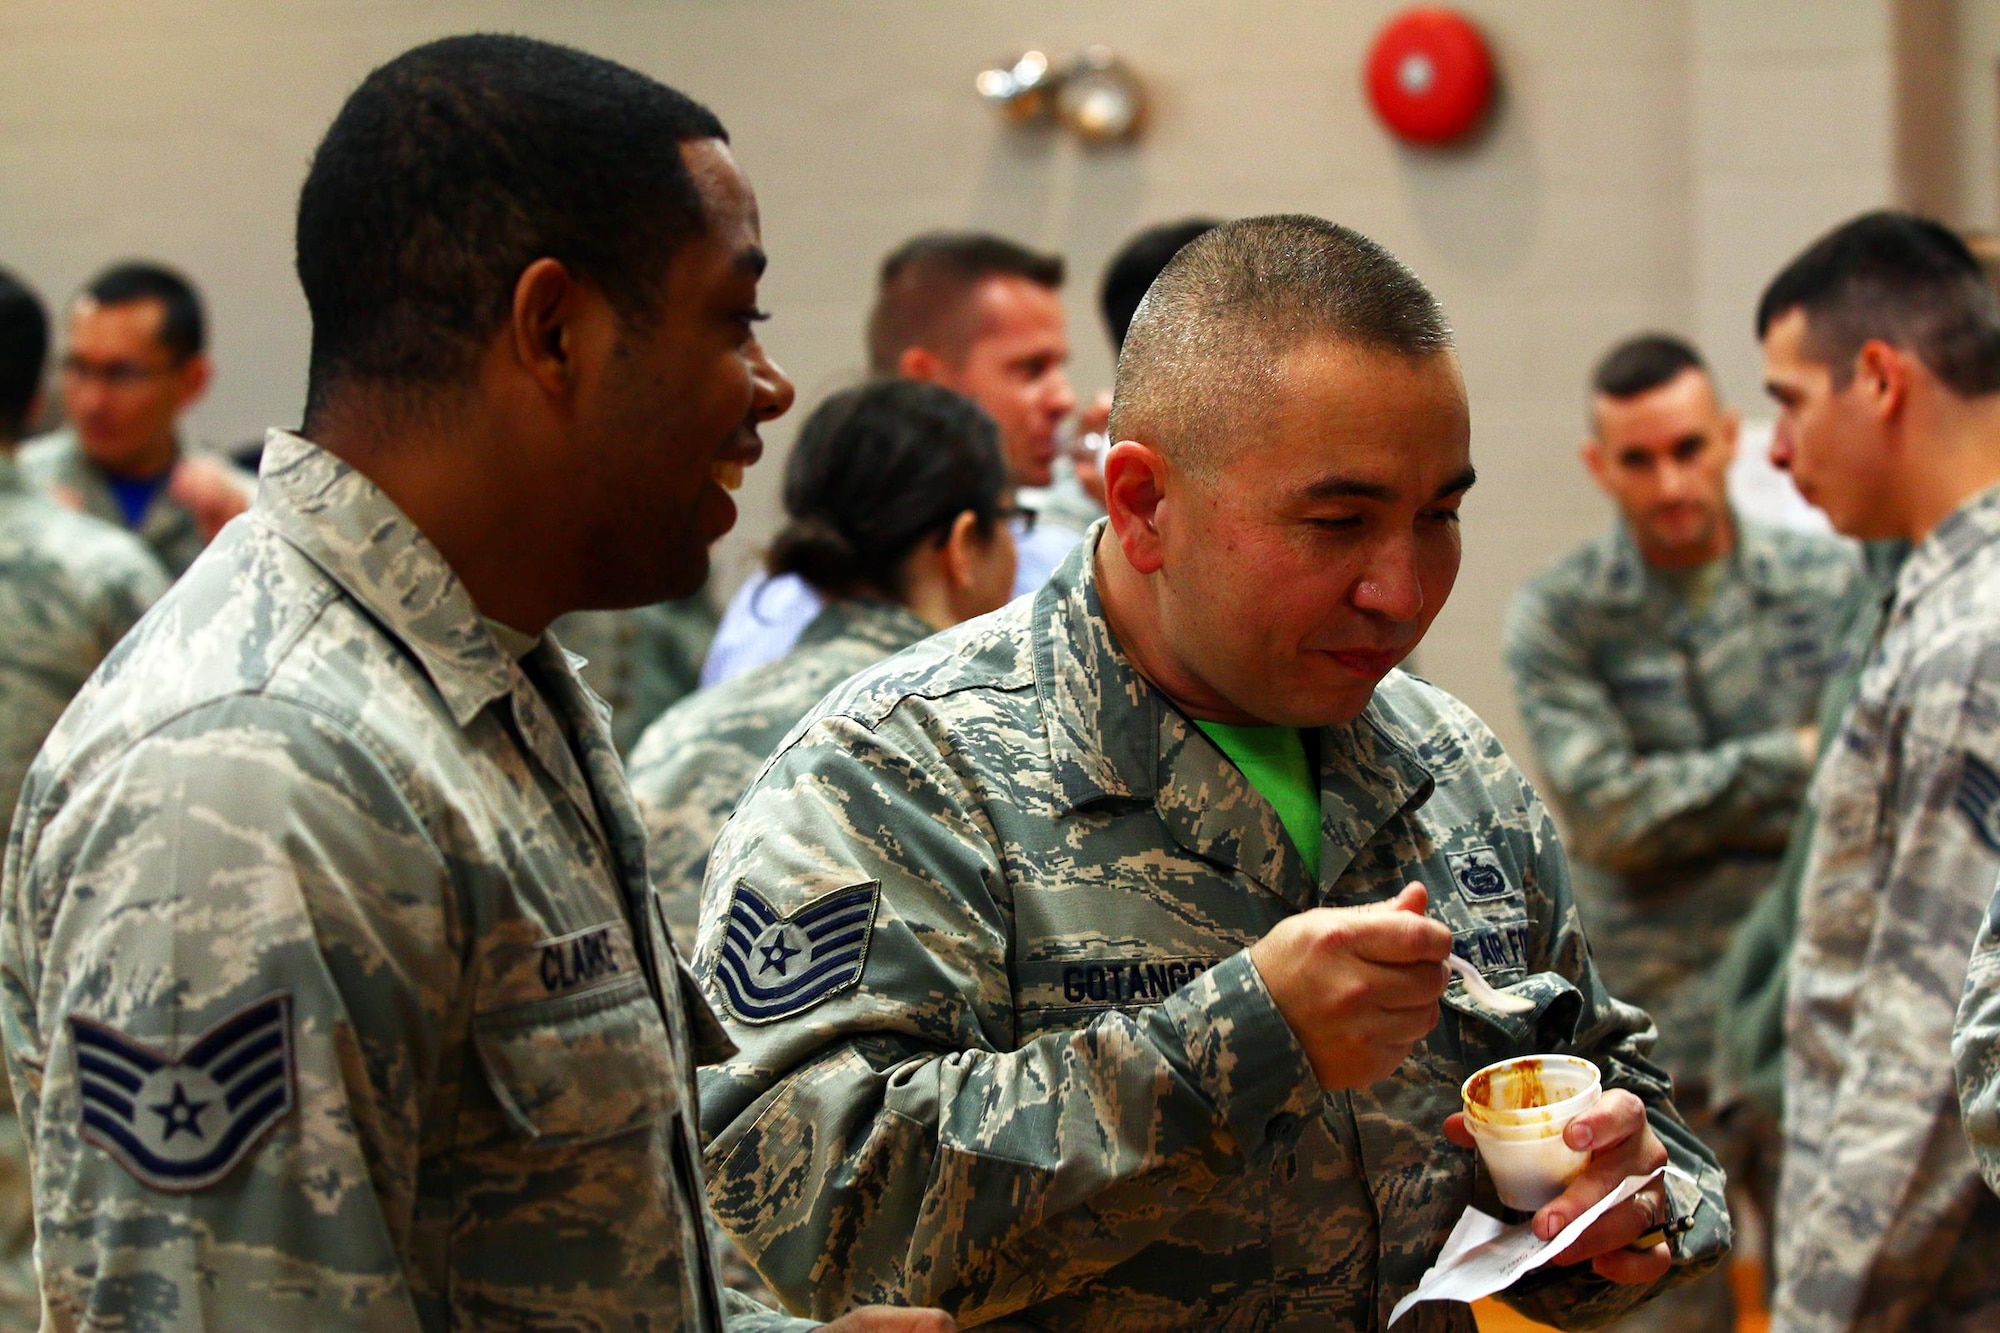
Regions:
[[105, 470, 171, 529]]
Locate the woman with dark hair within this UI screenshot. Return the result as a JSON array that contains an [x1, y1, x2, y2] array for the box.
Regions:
[[630, 377, 1018, 942]]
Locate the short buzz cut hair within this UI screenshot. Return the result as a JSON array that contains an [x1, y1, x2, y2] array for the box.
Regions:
[[296, 34, 726, 426], [1100, 218, 1222, 351], [82, 261, 205, 361], [0, 268, 49, 441], [865, 232, 1064, 375], [1109, 214, 1452, 476], [1756, 210, 2000, 397], [1591, 333, 1705, 402]]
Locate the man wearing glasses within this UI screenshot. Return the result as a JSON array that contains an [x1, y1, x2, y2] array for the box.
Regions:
[[25, 262, 251, 576]]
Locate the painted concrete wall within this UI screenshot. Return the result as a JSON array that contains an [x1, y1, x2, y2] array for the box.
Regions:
[[0, 0, 1916, 754]]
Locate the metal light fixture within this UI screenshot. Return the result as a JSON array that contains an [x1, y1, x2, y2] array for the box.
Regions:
[[976, 50, 1057, 123], [977, 47, 1146, 143]]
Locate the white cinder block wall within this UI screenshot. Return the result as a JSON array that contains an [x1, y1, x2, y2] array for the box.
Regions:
[[0, 0, 1960, 757]]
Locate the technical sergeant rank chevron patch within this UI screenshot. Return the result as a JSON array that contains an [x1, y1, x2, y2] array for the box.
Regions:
[[69, 993, 297, 1192], [715, 881, 879, 1024]]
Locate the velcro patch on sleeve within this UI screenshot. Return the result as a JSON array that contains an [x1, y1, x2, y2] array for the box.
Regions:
[[1956, 753, 2000, 855], [69, 993, 296, 1192], [713, 881, 878, 1025], [1448, 845, 1513, 900]]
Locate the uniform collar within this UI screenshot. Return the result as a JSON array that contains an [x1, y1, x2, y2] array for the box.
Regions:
[[1592, 509, 1781, 608], [251, 429, 518, 730], [796, 597, 934, 657], [1034, 524, 1435, 910], [1891, 479, 2000, 618]]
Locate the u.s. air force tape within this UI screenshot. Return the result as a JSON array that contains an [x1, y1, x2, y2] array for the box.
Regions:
[[69, 992, 297, 1192], [715, 881, 879, 1024]]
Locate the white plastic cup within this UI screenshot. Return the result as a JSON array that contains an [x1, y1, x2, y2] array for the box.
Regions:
[[1459, 1054, 1602, 1211]]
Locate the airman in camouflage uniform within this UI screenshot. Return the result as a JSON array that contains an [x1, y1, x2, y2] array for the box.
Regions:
[[1758, 211, 2000, 1331], [629, 597, 933, 943], [1506, 339, 1855, 1333], [553, 594, 719, 755], [0, 433, 815, 1331], [1776, 482, 2000, 1320], [0, 35, 952, 1333], [697, 531, 1729, 1330], [698, 218, 1729, 1331], [0, 267, 171, 1333], [26, 262, 252, 581], [1506, 515, 1854, 1090], [1776, 487, 2000, 1329]]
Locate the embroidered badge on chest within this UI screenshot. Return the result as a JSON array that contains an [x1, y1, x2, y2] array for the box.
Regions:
[[69, 993, 296, 1192], [1957, 753, 2000, 855], [715, 882, 879, 1024], [1448, 845, 1512, 900]]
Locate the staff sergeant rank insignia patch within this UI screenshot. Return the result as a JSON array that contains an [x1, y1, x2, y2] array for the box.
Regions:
[[716, 881, 879, 1024], [1957, 752, 2000, 855], [68, 993, 296, 1192]]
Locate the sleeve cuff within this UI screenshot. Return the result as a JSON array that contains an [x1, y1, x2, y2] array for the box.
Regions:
[[1156, 950, 1321, 1156], [720, 1286, 819, 1331]]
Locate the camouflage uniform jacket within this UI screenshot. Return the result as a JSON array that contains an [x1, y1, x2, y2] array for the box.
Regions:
[[19, 429, 254, 579], [0, 450, 167, 1329], [552, 595, 718, 756], [0, 431, 811, 1332], [697, 528, 1729, 1331], [1503, 517, 1857, 1085], [1778, 483, 2000, 1333], [628, 597, 933, 944]]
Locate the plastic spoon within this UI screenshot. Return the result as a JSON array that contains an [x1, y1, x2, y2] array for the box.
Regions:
[[1445, 952, 1535, 1015]]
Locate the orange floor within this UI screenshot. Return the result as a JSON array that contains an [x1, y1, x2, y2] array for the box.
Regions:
[[1473, 1258, 1768, 1333]]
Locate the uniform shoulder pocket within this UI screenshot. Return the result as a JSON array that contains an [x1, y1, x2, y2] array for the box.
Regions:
[[473, 977, 674, 1148]]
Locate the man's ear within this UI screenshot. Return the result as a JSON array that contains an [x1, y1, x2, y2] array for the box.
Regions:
[[171, 354, 213, 412], [509, 257, 585, 399], [1580, 435, 1611, 491], [1854, 339, 1910, 421], [897, 345, 946, 386], [1103, 439, 1170, 575]]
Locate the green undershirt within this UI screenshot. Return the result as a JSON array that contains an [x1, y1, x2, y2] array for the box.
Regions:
[[1194, 720, 1322, 879]]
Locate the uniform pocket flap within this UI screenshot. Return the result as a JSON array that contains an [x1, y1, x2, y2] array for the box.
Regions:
[[1443, 969, 1583, 1045], [474, 979, 675, 1147]]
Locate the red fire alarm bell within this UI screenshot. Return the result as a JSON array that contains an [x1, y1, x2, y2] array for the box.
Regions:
[[1365, 7, 1495, 146]]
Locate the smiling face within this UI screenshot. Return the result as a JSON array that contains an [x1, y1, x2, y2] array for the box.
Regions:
[[1142, 340, 1473, 727], [932, 275, 1076, 488], [1761, 306, 1898, 538], [580, 137, 794, 604], [1585, 367, 1737, 568]]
